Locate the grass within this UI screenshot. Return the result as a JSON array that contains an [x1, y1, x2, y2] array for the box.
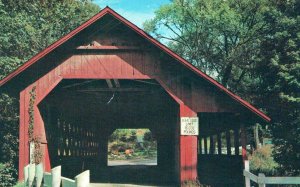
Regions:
[[13, 181, 24, 187]]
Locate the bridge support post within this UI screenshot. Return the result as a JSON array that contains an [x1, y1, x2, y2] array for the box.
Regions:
[[179, 104, 198, 182], [241, 124, 248, 161]]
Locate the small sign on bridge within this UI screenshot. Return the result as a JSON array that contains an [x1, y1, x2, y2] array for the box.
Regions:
[[180, 117, 199, 135]]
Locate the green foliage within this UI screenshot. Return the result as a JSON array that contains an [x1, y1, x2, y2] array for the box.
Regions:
[[0, 94, 18, 185], [28, 86, 36, 142], [0, 94, 18, 163], [146, 0, 300, 176], [109, 129, 138, 143], [27, 86, 43, 164], [13, 181, 24, 187], [181, 179, 209, 187], [255, 0, 300, 175], [143, 130, 154, 141], [0, 163, 17, 187], [144, 0, 269, 93], [0, 0, 100, 184], [0, 0, 100, 79], [108, 129, 157, 160], [249, 145, 279, 175]]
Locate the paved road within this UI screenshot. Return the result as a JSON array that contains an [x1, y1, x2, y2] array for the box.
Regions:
[[108, 158, 157, 166], [91, 158, 174, 186], [90, 183, 169, 187]]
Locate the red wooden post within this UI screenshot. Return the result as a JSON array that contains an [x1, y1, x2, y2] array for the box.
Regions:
[[44, 145, 51, 172], [18, 90, 26, 180], [180, 104, 198, 182], [34, 105, 51, 172], [241, 124, 248, 161]]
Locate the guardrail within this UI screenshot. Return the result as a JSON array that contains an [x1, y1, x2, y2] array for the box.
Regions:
[[23, 164, 90, 187], [244, 160, 300, 187]]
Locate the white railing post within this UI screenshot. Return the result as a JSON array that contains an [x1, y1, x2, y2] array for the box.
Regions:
[[35, 163, 43, 187], [24, 165, 29, 187], [75, 170, 90, 187], [244, 160, 251, 187], [29, 142, 35, 164], [61, 177, 76, 187], [28, 164, 35, 187], [43, 172, 52, 187], [258, 173, 266, 187], [51, 166, 61, 187]]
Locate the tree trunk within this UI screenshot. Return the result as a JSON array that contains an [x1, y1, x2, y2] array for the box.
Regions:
[[254, 123, 260, 149], [221, 61, 233, 86]]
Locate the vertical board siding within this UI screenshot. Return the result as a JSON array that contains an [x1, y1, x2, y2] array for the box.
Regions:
[[19, 90, 25, 180], [24, 87, 30, 166], [59, 52, 153, 79], [179, 104, 198, 181]]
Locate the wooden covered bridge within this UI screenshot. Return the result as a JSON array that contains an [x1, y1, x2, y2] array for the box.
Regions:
[[0, 7, 270, 186]]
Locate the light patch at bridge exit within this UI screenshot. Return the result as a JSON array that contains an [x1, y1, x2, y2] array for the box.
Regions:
[[181, 117, 199, 135]]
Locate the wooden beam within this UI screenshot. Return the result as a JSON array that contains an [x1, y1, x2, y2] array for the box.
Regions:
[[204, 137, 208, 154], [209, 136, 214, 154], [77, 88, 153, 92], [234, 128, 240, 155], [241, 124, 248, 161], [199, 138, 202, 154], [113, 79, 120, 88], [76, 46, 141, 50], [105, 79, 113, 88], [62, 80, 96, 89], [217, 133, 222, 155]]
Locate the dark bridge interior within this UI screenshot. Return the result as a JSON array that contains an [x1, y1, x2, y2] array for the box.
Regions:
[[39, 79, 180, 185]]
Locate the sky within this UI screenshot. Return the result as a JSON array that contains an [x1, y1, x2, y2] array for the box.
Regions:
[[93, 0, 171, 28]]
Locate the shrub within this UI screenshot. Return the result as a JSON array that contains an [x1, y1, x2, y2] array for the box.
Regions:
[[249, 145, 279, 175], [13, 181, 24, 187], [108, 141, 128, 154], [143, 131, 154, 141], [0, 94, 19, 186], [181, 179, 210, 187], [0, 163, 17, 187]]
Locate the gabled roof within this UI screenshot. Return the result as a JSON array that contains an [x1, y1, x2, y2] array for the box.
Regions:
[[0, 7, 270, 122]]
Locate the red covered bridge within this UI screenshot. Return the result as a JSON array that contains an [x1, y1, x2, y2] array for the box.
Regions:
[[0, 7, 270, 186]]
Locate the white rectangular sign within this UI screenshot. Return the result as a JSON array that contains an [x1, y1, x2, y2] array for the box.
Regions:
[[181, 117, 199, 135]]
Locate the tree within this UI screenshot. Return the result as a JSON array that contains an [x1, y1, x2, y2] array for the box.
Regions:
[[255, 0, 300, 175], [144, 0, 269, 95], [0, 0, 100, 184], [146, 0, 300, 176], [0, 0, 100, 78], [0, 94, 18, 184]]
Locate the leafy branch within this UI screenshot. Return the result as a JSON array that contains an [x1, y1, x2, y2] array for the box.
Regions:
[[28, 86, 42, 164]]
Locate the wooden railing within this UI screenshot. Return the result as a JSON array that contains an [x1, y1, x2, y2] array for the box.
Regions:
[[244, 160, 300, 187], [23, 164, 90, 187]]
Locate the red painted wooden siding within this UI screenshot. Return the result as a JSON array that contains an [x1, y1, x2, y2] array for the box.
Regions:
[[17, 23, 243, 182], [18, 49, 234, 180]]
